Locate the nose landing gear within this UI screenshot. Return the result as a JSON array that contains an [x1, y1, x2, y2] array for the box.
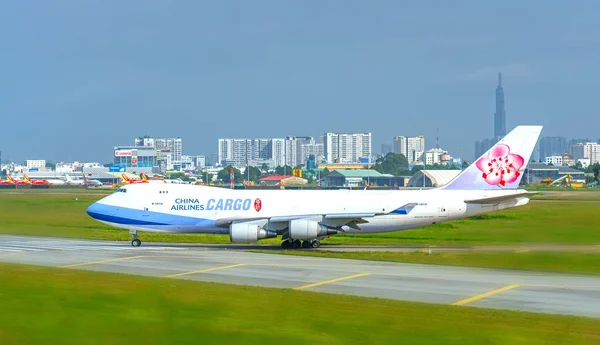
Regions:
[[130, 229, 142, 247]]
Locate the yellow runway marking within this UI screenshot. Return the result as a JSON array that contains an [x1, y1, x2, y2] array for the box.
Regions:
[[60, 255, 146, 268], [452, 284, 520, 306], [164, 263, 247, 278], [293, 273, 369, 291]]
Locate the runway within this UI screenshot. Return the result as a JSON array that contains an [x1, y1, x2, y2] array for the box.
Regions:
[[2, 235, 600, 318]]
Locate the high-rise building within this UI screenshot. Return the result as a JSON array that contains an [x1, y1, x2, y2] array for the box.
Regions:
[[539, 137, 568, 160], [323, 133, 372, 163], [583, 142, 600, 164], [270, 138, 285, 167], [393, 135, 425, 162], [301, 142, 324, 165], [494, 72, 506, 139], [393, 136, 407, 157], [284, 136, 314, 167], [218, 138, 287, 168], [406, 136, 425, 163], [134, 136, 183, 167], [474, 72, 508, 160]]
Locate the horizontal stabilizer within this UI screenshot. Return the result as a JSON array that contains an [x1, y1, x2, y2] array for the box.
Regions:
[[465, 192, 536, 204]]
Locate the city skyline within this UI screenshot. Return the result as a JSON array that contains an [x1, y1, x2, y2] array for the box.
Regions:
[[1, 2, 600, 163]]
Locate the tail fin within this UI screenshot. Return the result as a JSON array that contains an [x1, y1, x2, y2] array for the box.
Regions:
[[6, 174, 14, 183], [24, 174, 32, 183], [65, 174, 73, 182], [121, 173, 131, 183], [141, 173, 148, 181], [443, 125, 542, 190]]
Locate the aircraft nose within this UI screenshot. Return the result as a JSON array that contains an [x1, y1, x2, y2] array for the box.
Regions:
[[86, 202, 103, 220]]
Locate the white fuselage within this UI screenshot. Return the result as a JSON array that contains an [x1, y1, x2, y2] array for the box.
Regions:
[[86, 183, 530, 236]]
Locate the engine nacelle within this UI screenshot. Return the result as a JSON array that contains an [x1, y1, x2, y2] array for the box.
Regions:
[[289, 219, 335, 240], [229, 223, 276, 243]]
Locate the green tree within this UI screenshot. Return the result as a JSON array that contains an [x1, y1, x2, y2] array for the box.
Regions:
[[217, 166, 243, 184], [45, 162, 56, 170], [244, 166, 262, 183], [275, 165, 293, 176], [260, 163, 269, 174], [591, 163, 600, 182], [372, 153, 409, 176]]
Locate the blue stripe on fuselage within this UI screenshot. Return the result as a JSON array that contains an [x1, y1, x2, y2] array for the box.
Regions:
[[86, 202, 216, 227]]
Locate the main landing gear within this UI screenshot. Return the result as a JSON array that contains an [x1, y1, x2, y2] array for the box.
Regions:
[[281, 239, 320, 249], [130, 229, 141, 247]]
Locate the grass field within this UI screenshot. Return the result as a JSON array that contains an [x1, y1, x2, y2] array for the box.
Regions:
[[1, 263, 599, 345], [1, 190, 598, 246]]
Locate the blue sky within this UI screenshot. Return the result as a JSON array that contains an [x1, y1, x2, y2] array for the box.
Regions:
[[1, 1, 599, 163]]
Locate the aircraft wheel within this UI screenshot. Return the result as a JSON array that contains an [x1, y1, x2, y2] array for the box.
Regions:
[[301, 241, 310, 249], [281, 240, 291, 249], [292, 239, 301, 249], [131, 239, 142, 247], [311, 240, 320, 248]]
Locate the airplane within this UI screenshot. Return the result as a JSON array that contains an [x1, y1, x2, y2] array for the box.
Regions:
[[0, 177, 14, 187], [66, 174, 102, 186], [87, 126, 542, 248], [122, 173, 165, 184], [23, 174, 50, 186], [6, 174, 29, 186], [121, 173, 148, 184]]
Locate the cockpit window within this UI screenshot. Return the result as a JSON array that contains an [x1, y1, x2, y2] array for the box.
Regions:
[[116, 188, 127, 193]]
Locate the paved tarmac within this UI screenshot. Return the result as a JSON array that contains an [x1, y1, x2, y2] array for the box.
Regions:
[[2, 235, 600, 318]]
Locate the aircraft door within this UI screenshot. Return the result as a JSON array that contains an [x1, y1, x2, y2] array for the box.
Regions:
[[438, 205, 448, 218], [142, 204, 150, 219]]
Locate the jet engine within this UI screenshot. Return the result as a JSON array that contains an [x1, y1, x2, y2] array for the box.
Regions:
[[229, 223, 276, 243], [289, 219, 337, 240]]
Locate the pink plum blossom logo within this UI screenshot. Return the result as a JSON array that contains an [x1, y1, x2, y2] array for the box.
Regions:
[[476, 144, 525, 186]]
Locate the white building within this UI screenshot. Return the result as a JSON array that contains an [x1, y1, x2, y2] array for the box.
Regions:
[[424, 148, 449, 165], [135, 136, 182, 167], [407, 136, 425, 163], [284, 136, 319, 167], [218, 138, 286, 168], [323, 132, 372, 163], [583, 142, 600, 164], [26, 160, 46, 170], [301, 142, 324, 165], [545, 156, 563, 166], [393, 135, 425, 163], [271, 138, 285, 167], [195, 155, 206, 169]]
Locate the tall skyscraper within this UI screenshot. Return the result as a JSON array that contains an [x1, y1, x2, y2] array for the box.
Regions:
[[323, 133, 372, 163], [494, 72, 506, 139], [474, 72, 507, 160]]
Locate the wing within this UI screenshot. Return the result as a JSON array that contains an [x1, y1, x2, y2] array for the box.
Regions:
[[214, 213, 379, 232]]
